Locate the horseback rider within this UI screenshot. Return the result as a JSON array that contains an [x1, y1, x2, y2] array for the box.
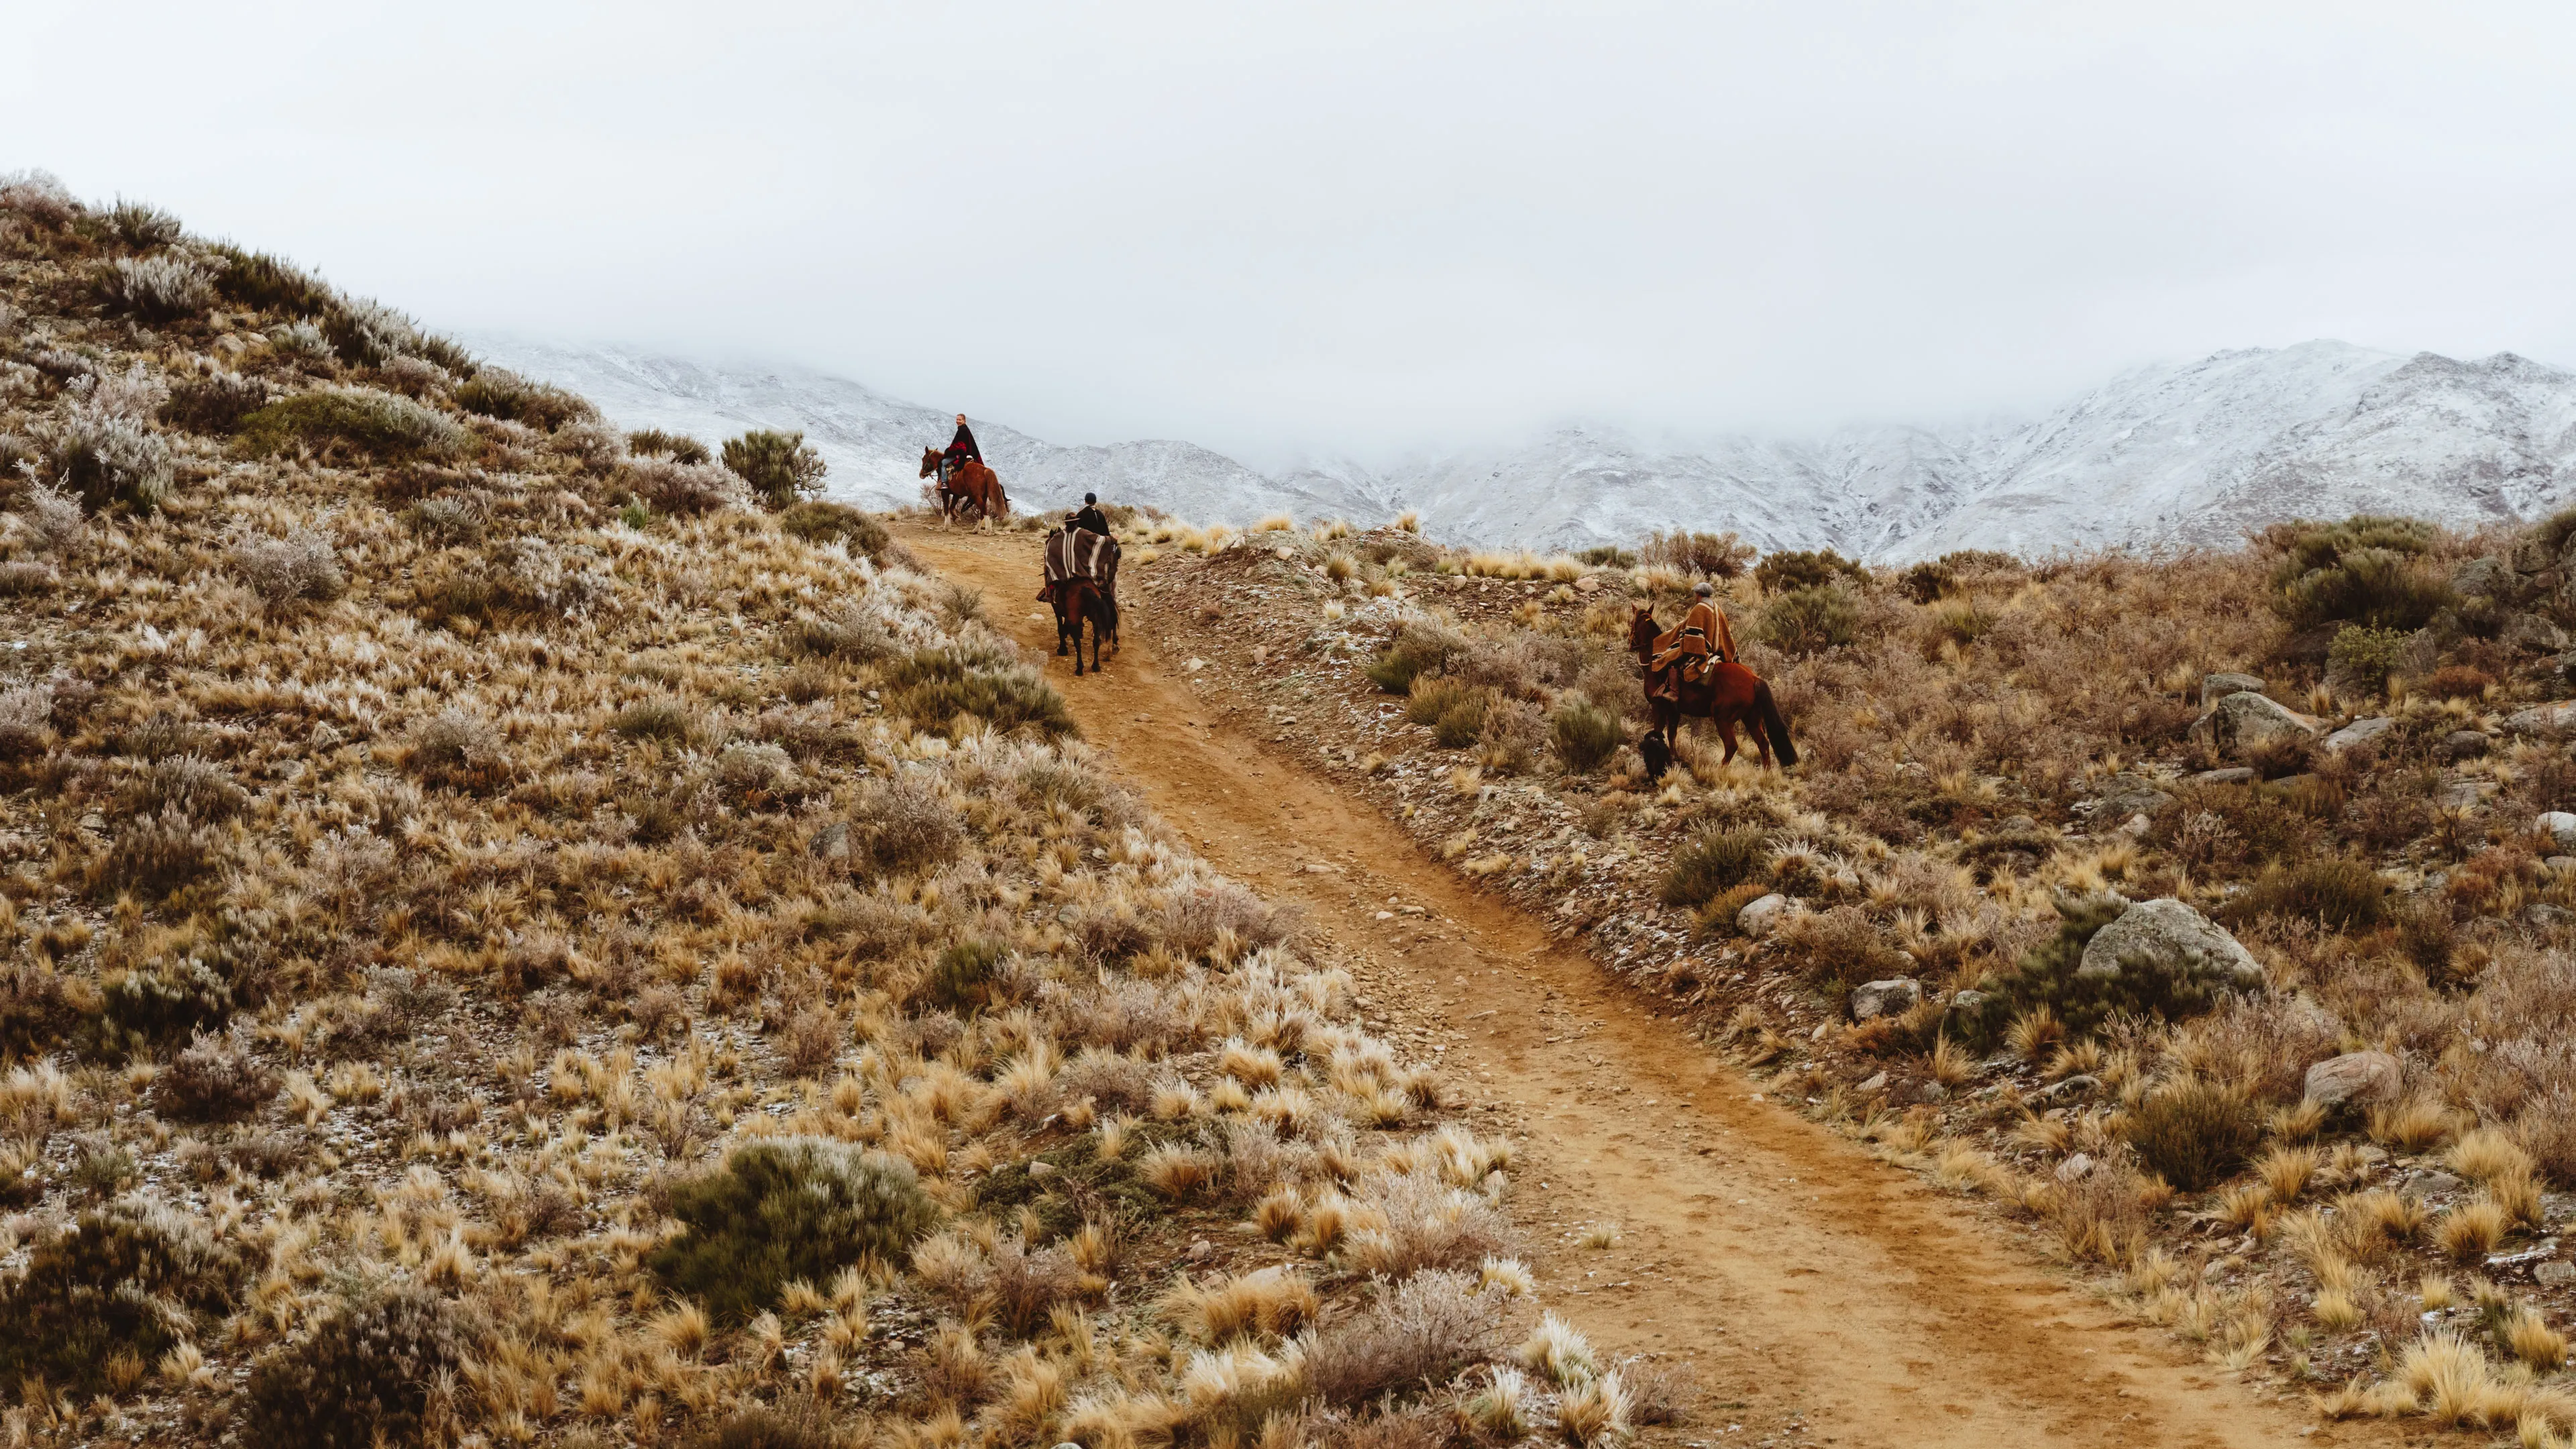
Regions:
[[1069, 492, 1110, 537], [942, 413, 982, 484], [1648, 580, 1737, 701]]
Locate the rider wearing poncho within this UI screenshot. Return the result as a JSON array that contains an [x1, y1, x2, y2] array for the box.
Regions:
[[1070, 492, 1110, 537], [1648, 580, 1737, 701]]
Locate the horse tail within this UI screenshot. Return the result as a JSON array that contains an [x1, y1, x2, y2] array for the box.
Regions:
[[1754, 680, 1796, 768]]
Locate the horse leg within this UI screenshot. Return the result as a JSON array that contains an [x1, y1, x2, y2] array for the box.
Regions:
[[1715, 715, 1740, 765]]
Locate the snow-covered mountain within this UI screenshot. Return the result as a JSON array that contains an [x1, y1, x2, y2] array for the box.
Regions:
[[471, 336, 2576, 561], [462, 336, 1381, 523]]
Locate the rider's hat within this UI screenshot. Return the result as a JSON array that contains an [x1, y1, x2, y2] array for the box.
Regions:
[[1694, 579, 1714, 596], [1085, 492, 1097, 504]]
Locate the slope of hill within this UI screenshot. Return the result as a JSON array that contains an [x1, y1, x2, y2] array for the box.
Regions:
[[488, 336, 2576, 561], [0, 179, 1580, 1448]]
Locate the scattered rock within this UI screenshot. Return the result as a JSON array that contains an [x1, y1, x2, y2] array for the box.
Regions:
[[2439, 780, 2487, 813], [2517, 535, 2559, 574], [2528, 902, 2576, 930], [2037, 1073, 2101, 1100], [1948, 989, 1991, 1018], [2443, 729, 2493, 761], [2540, 812, 2576, 852], [1856, 1071, 1888, 1093], [2505, 702, 2576, 737], [2200, 672, 2266, 710], [2117, 812, 2151, 838], [808, 820, 851, 859], [2322, 716, 2397, 751], [2190, 691, 2321, 758], [2539, 1261, 2576, 1287], [1998, 815, 2037, 834], [2504, 612, 2569, 653], [1849, 977, 1923, 1022], [1737, 892, 1794, 938], [1911, 1081, 1949, 1105], [2192, 767, 2257, 786], [2056, 1152, 2095, 1183], [2403, 1169, 2466, 1199], [2076, 898, 2265, 991], [2451, 556, 2514, 599], [2548, 855, 2576, 875], [2090, 772, 2175, 818], [2302, 1051, 2402, 1110]]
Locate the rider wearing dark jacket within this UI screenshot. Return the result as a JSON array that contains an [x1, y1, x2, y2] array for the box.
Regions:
[[947, 415, 983, 467], [1070, 492, 1110, 536]]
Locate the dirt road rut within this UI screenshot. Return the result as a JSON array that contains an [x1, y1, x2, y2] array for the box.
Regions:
[[898, 523, 2375, 1448]]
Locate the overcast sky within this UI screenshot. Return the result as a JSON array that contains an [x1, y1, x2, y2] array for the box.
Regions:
[[14, 3, 2576, 465]]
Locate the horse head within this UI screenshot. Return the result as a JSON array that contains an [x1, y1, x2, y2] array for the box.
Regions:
[[1627, 604, 1660, 658], [920, 447, 943, 480]]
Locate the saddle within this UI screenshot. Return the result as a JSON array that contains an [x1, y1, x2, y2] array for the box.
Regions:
[[1040, 527, 1121, 608]]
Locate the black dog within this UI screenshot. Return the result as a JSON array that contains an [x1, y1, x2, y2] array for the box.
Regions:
[[1638, 730, 1672, 782]]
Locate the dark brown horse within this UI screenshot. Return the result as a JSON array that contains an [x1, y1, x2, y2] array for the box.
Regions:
[[1049, 575, 1114, 675], [1627, 604, 1796, 771], [920, 447, 1009, 523]]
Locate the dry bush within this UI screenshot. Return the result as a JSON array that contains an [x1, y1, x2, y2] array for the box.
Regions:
[[244, 1288, 476, 1449], [853, 775, 964, 875], [452, 368, 594, 430], [154, 1028, 278, 1120], [97, 252, 217, 321], [229, 530, 347, 608], [1658, 828, 1770, 908], [1301, 1269, 1507, 1407], [407, 707, 506, 792], [1343, 1169, 1517, 1279], [626, 457, 742, 516]]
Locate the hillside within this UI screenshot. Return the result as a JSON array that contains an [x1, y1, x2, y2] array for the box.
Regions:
[[1103, 500, 2576, 1436], [488, 337, 2576, 560], [0, 177, 1606, 1448]]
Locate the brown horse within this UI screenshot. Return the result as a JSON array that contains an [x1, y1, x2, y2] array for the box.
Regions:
[[1627, 604, 1797, 771], [1049, 575, 1114, 675], [920, 447, 1009, 523]]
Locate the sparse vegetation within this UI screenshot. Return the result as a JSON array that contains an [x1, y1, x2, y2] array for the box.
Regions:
[[722, 428, 828, 509], [651, 1138, 938, 1321]]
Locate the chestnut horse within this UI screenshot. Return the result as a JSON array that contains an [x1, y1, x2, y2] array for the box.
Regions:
[[920, 447, 1009, 523], [1627, 604, 1797, 771], [1049, 575, 1114, 675]]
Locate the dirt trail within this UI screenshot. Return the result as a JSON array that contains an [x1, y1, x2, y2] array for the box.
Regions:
[[898, 523, 2375, 1448]]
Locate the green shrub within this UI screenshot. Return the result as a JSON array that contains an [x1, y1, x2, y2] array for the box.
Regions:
[[244, 1287, 476, 1449], [628, 428, 711, 464], [1576, 545, 1636, 568], [451, 368, 592, 431], [1694, 881, 1774, 938], [779, 500, 889, 558], [722, 429, 828, 510], [1548, 696, 1622, 773], [918, 940, 1004, 1015], [1365, 648, 1428, 694], [1759, 586, 1858, 655], [2224, 857, 2385, 930], [99, 957, 233, 1049], [0, 1201, 241, 1395], [234, 389, 472, 462], [649, 1138, 937, 1322], [1432, 690, 1491, 749], [1754, 548, 1866, 594], [2326, 625, 2412, 694], [885, 649, 1075, 739], [2127, 1081, 2262, 1191], [1658, 829, 1771, 907], [1926, 600, 1996, 649], [2269, 516, 2451, 630], [94, 810, 225, 904]]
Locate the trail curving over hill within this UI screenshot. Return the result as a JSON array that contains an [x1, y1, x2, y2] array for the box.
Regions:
[[895, 521, 2384, 1449]]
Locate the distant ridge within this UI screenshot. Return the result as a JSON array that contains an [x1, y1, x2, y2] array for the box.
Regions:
[[474, 336, 2576, 561]]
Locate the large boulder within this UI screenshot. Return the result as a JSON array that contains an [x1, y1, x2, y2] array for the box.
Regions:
[[2190, 692, 2322, 758], [2076, 898, 2265, 993], [2514, 533, 2559, 575], [2302, 1051, 2401, 1110], [2322, 716, 2396, 752], [2540, 812, 2576, 853], [2200, 673, 2267, 710], [2451, 556, 2514, 600], [2506, 702, 2576, 737], [2502, 612, 2569, 654], [1849, 978, 1922, 1022], [2090, 772, 2175, 818], [1737, 892, 1794, 938]]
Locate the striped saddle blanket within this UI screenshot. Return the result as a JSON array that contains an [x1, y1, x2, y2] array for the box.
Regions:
[[1044, 527, 1120, 590]]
